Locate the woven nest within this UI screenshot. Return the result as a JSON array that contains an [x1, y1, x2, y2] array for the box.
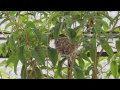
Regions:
[[55, 36, 76, 56]]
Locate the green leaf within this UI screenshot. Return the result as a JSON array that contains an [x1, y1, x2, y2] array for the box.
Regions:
[[26, 21, 35, 28], [98, 57, 105, 62], [100, 38, 113, 58], [17, 45, 25, 64], [21, 65, 26, 79], [32, 27, 41, 42], [0, 60, 7, 67], [0, 69, 8, 75], [113, 26, 120, 32], [9, 35, 16, 51], [6, 53, 19, 74], [5, 22, 14, 29], [0, 18, 8, 25], [74, 66, 84, 79], [76, 27, 82, 37], [102, 13, 113, 25], [85, 65, 93, 75], [116, 40, 120, 51], [1, 43, 7, 57], [95, 19, 109, 32], [98, 63, 102, 68], [79, 18, 88, 28], [9, 11, 17, 16], [63, 15, 73, 27], [41, 33, 49, 46], [31, 46, 46, 65], [78, 59, 85, 70], [110, 61, 118, 78], [103, 21, 109, 32], [56, 58, 66, 78], [67, 28, 76, 44], [90, 36, 97, 61], [48, 47, 58, 67], [33, 20, 42, 24], [93, 24, 103, 34], [79, 47, 91, 63], [53, 23, 61, 41]]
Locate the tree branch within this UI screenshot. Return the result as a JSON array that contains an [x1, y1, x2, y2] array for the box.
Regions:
[[92, 49, 103, 79]]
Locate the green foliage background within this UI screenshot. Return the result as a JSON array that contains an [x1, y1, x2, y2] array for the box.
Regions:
[[0, 11, 120, 79]]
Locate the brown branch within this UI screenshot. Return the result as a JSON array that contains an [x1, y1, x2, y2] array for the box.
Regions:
[[27, 59, 35, 79], [67, 59, 72, 79], [67, 53, 76, 79], [92, 49, 103, 79], [26, 59, 31, 79]]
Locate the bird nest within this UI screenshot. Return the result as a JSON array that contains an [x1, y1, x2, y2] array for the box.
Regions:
[[55, 36, 77, 56]]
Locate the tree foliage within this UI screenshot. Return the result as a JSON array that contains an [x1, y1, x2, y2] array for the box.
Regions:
[[0, 11, 120, 79]]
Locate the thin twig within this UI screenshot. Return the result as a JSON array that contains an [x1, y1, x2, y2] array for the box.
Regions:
[[99, 63, 109, 73]]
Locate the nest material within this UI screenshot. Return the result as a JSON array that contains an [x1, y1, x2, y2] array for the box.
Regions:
[[55, 36, 76, 56]]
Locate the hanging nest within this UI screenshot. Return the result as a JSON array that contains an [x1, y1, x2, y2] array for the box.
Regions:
[[55, 35, 77, 56]]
